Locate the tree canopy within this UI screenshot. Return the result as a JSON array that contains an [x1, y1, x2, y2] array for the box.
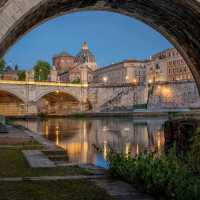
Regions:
[[34, 60, 51, 81], [18, 70, 26, 81], [0, 58, 6, 73]]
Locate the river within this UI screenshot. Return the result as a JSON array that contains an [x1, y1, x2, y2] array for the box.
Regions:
[[13, 117, 167, 168]]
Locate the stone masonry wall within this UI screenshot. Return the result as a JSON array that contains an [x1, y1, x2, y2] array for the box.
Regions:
[[148, 81, 200, 110], [88, 85, 148, 112]]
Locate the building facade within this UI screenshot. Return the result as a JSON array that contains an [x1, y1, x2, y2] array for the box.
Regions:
[[94, 59, 147, 85], [52, 41, 97, 83], [150, 48, 193, 82], [2, 65, 19, 80], [94, 48, 194, 85]]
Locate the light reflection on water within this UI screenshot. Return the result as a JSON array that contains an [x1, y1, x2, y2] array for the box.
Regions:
[[13, 117, 167, 168]]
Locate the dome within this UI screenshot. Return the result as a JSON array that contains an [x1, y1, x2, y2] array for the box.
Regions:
[[53, 51, 73, 59], [5, 66, 13, 72], [75, 41, 96, 64]]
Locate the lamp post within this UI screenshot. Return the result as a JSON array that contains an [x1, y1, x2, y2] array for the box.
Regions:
[[103, 76, 108, 85], [125, 75, 129, 83], [39, 69, 42, 81]]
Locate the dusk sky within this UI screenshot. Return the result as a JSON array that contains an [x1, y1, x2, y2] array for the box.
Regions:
[[5, 11, 173, 69]]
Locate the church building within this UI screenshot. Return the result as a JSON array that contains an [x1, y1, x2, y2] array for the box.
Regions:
[[51, 41, 97, 83]]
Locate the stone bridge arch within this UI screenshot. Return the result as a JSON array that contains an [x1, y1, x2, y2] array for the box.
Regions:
[[0, 85, 26, 103], [33, 86, 83, 102], [0, 89, 26, 103], [0, 0, 200, 88]]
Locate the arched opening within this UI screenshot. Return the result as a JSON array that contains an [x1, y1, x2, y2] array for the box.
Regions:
[[0, 90, 26, 116], [0, 1, 200, 89], [37, 91, 81, 116]]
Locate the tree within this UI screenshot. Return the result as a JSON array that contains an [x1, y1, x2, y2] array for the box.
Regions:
[[0, 58, 6, 74], [34, 60, 51, 81], [18, 70, 26, 81], [72, 77, 81, 84]]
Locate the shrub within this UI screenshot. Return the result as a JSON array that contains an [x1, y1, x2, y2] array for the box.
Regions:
[[187, 128, 200, 174], [108, 142, 200, 199]]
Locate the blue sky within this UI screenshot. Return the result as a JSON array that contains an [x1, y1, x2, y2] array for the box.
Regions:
[[5, 11, 173, 69]]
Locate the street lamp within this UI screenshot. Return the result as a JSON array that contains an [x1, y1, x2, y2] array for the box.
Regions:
[[103, 76, 108, 84], [133, 78, 137, 85], [39, 69, 42, 81]]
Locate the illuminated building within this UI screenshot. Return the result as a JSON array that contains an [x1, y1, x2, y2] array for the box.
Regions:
[[94, 59, 147, 84], [53, 41, 97, 83]]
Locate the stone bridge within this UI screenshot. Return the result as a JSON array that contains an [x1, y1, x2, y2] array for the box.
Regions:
[[0, 0, 200, 90], [0, 80, 199, 115], [0, 80, 147, 115], [0, 80, 88, 115]]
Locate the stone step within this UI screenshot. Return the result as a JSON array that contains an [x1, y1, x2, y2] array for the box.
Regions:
[[22, 150, 56, 168]]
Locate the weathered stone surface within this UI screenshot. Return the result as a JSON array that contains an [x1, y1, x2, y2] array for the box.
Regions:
[[93, 179, 154, 200], [22, 150, 56, 168], [0, 125, 32, 144], [0, 82, 87, 115], [148, 80, 200, 110]]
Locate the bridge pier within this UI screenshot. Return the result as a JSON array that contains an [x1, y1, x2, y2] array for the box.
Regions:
[[25, 102, 38, 116]]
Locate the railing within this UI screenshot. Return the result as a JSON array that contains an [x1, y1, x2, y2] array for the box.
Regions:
[[0, 80, 88, 87]]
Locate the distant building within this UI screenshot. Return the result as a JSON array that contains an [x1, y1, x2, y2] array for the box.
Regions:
[[53, 52, 76, 74], [2, 65, 19, 81], [25, 70, 35, 81], [59, 63, 94, 83], [53, 41, 97, 83], [94, 48, 194, 85], [48, 66, 58, 82], [75, 41, 97, 71], [94, 59, 147, 84], [150, 48, 193, 82]]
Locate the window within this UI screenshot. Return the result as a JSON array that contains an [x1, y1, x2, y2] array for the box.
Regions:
[[156, 64, 160, 69]]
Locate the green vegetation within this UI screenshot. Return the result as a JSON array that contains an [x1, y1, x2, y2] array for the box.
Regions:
[[70, 113, 88, 118], [5, 119, 13, 125], [108, 129, 200, 200], [0, 148, 89, 177], [34, 60, 51, 81], [0, 180, 111, 200], [133, 104, 147, 110], [18, 69, 26, 81], [72, 78, 81, 84], [0, 58, 5, 74]]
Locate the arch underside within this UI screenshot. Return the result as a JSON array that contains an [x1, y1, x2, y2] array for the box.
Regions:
[[0, 0, 200, 87], [0, 90, 26, 116], [37, 91, 81, 115]]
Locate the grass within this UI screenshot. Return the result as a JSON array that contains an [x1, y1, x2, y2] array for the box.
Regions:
[[0, 148, 90, 177], [0, 180, 111, 200]]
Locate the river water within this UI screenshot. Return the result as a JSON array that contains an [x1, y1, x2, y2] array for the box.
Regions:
[[13, 117, 167, 168]]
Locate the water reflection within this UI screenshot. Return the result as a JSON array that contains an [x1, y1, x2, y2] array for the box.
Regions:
[[13, 117, 167, 168]]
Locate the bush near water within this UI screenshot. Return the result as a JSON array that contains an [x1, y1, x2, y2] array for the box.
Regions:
[[108, 128, 200, 200]]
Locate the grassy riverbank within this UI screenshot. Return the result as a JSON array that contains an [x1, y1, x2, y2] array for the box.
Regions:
[[0, 180, 111, 200], [0, 147, 89, 177]]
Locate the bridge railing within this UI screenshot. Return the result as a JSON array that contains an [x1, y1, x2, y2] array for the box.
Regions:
[[0, 80, 88, 87]]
